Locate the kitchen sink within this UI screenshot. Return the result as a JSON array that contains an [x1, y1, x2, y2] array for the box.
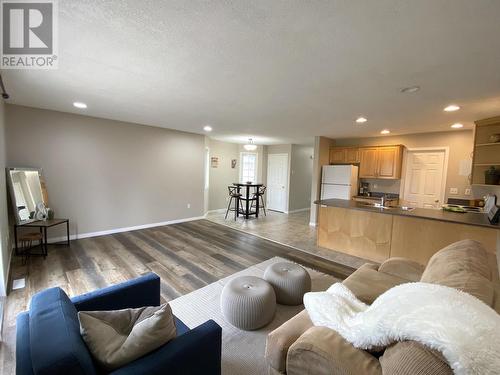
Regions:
[[358, 202, 415, 211]]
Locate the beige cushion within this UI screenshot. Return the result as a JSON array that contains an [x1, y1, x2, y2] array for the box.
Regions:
[[287, 326, 382, 375], [265, 309, 313, 373], [378, 257, 425, 282], [421, 240, 491, 282], [420, 240, 494, 306], [342, 264, 410, 305], [380, 341, 452, 375], [78, 304, 176, 370]]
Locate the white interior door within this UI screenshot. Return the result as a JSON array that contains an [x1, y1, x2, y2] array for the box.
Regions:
[[403, 150, 446, 208], [267, 154, 289, 212]]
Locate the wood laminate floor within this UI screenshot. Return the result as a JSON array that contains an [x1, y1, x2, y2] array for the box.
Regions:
[[0, 219, 355, 375]]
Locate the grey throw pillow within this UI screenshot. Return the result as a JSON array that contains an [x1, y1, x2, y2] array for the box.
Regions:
[[78, 303, 176, 370]]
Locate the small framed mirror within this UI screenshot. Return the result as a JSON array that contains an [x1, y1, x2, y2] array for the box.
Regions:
[[6, 167, 49, 225]]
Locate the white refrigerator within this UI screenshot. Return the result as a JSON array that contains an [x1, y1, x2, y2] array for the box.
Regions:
[[321, 165, 359, 200]]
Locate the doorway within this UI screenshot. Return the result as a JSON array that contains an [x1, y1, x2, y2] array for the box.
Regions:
[[267, 153, 289, 212], [401, 148, 448, 208]]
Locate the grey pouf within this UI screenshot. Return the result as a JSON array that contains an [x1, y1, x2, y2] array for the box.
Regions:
[[220, 276, 276, 330], [264, 262, 311, 305]]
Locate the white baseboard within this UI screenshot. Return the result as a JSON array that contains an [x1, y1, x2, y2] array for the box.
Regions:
[[36, 215, 207, 244], [205, 208, 226, 214], [287, 208, 311, 214]]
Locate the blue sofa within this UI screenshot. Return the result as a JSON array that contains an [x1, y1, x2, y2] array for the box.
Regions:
[[16, 273, 222, 375]]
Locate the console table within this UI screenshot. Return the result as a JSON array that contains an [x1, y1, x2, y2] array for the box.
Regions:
[[14, 218, 70, 257]]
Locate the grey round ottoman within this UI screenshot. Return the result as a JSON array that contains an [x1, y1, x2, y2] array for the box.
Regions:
[[264, 262, 311, 305], [220, 276, 276, 330]]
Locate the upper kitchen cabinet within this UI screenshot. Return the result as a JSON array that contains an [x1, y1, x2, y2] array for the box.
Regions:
[[359, 145, 403, 179], [359, 148, 379, 177], [329, 147, 360, 164], [471, 116, 500, 186]]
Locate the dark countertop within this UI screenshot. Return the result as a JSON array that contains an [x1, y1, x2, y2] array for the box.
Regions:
[[315, 198, 500, 230]]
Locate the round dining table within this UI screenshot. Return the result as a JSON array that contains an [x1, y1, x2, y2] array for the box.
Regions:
[[232, 182, 264, 219]]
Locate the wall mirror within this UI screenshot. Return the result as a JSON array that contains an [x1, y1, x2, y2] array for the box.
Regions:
[[6, 167, 49, 224]]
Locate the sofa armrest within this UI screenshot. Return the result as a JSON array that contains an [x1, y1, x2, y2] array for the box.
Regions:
[[378, 257, 425, 282], [16, 312, 35, 375], [287, 326, 382, 375], [265, 309, 313, 373], [71, 273, 160, 311], [109, 320, 222, 375]]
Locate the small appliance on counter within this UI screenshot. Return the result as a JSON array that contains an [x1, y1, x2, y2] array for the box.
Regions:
[[321, 165, 358, 200], [358, 182, 370, 196], [484, 195, 500, 224]]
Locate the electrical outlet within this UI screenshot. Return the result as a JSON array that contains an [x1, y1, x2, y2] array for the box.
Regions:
[[187, 203, 191, 209], [449, 187, 458, 195], [464, 188, 471, 196]]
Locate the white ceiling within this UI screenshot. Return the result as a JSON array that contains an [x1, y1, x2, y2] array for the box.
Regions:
[[3, 0, 500, 145]]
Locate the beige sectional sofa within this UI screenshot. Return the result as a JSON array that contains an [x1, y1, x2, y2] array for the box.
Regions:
[[265, 240, 500, 375]]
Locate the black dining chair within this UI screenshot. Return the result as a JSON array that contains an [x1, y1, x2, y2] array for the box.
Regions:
[[251, 185, 267, 216], [225, 186, 244, 220]]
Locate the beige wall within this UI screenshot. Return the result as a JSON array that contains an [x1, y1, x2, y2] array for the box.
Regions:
[[289, 145, 313, 211], [335, 130, 475, 200], [208, 139, 239, 210], [0, 100, 9, 295], [5, 104, 206, 237]]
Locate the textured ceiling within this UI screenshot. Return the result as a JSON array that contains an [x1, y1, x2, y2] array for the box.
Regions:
[[3, 0, 500, 144]]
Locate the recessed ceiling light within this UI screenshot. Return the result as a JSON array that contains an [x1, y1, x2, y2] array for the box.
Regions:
[[73, 102, 87, 109], [400, 86, 420, 94], [444, 104, 460, 112], [203, 125, 212, 132], [451, 123, 463, 129], [355, 117, 367, 123], [380, 129, 391, 135]]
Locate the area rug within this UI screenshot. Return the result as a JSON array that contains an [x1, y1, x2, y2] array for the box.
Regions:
[[169, 257, 339, 375]]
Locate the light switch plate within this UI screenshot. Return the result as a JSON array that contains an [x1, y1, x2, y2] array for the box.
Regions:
[[464, 188, 471, 196], [450, 187, 458, 194]]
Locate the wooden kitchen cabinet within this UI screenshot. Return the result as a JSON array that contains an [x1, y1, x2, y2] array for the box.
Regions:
[[377, 146, 403, 178], [329, 148, 346, 163], [329, 147, 360, 164], [359, 145, 403, 179], [345, 148, 360, 163], [359, 148, 379, 177]]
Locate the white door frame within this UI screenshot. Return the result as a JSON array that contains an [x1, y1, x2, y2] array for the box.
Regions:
[[399, 146, 449, 207], [267, 153, 290, 213]]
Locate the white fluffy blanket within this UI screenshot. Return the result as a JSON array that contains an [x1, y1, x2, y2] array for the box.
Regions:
[[303, 282, 500, 375]]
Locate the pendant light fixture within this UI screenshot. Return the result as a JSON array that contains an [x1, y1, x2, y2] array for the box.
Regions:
[[243, 138, 257, 151]]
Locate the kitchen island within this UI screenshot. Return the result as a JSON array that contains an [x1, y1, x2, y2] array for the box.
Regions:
[[315, 199, 500, 272]]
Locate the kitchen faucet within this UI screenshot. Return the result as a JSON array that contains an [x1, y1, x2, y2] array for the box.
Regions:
[[380, 194, 386, 207]]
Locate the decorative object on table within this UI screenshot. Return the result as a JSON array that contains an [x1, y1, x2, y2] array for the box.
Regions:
[[231, 159, 237, 169], [47, 208, 55, 220], [488, 133, 500, 143], [78, 303, 177, 370], [484, 166, 500, 185], [220, 276, 276, 330], [264, 262, 311, 305], [35, 202, 49, 221], [246, 181, 252, 184], [243, 138, 257, 151], [210, 156, 219, 168]]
